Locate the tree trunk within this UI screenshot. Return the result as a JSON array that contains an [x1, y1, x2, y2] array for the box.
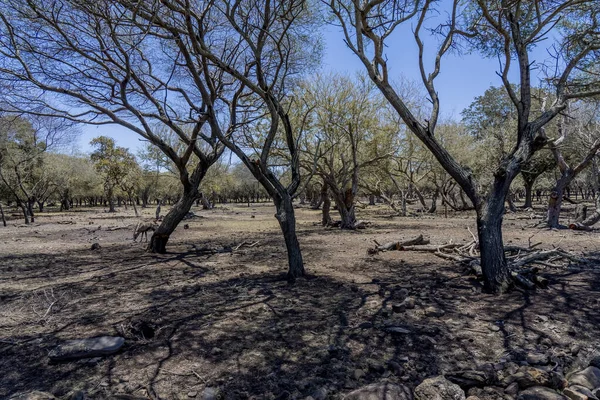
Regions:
[[368, 194, 375, 206], [477, 199, 512, 294], [128, 194, 140, 217], [27, 198, 35, 223], [547, 186, 565, 228], [17, 200, 30, 224], [108, 187, 116, 213], [147, 188, 198, 253], [333, 188, 357, 229], [37, 201, 44, 213], [274, 194, 305, 282], [0, 202, 6, 227], [523, 180, 534, 208], [428, 189, 439, 213], [321, 183, 332, 226]]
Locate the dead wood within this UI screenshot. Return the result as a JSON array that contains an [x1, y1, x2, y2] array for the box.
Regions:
[[369, 234, 430, 253]]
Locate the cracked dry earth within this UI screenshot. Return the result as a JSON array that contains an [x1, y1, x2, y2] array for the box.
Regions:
[[0, 203, 599, 399]]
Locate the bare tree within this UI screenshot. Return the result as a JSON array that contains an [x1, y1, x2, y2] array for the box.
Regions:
[[329, 0, 600, 292], [546, 100, 600, 227], [114, 0, 322, 281], [0, 0, 227, 252]]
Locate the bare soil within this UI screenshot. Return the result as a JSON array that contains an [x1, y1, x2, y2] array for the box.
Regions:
[[0, 203, 599, 399]]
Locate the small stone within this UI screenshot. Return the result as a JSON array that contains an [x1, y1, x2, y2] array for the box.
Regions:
[[589, 356, 600, 369], [187, 391, 198, 398], [563, 385, 593, 400], [506, 366, 566, 390], [414, 375, 466, 400], [505, 382, 519, 396], [489, 325, 501, 332], [358, 322, 373, 329], [210, 347, 223, 356], [570, 345, 581, 356], [568, 366, 600, 390], [310, 387, 328, 400], [345, 383, 412, 400], [91, 243, 101, 250], [516, 386, 568, 399], [202, 387, 219, 400], [425, 306, 445, 318], [392, 303, 406, 313], [48, 336, 125, 361], [403, 297, 416, 309], [526, 353, 549, 365], [353, 369, 366, 380]]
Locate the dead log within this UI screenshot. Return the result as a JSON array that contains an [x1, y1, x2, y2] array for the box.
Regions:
[[372, 235, 430, 251], [511, 271, 535, 289]]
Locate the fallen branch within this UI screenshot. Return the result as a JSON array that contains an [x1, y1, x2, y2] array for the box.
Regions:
[[369, 235, 430, 254]]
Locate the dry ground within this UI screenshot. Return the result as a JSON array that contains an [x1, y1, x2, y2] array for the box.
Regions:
[[0, 202, 599, 399]]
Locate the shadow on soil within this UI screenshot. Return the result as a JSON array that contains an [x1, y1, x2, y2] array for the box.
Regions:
[[1, 231, 599, 399]]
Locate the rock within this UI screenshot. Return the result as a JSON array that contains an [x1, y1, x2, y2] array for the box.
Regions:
[[202, 387, 219, 400], [506, 366, 566, 390], [563, 386, 592, 400], [187, 391, 198, 398], [385, 326, 411, 335], [445, 369, 494, 389], [516, 386, 568, 400], [526, 353, 550, 365], [505, 382, 519, 396], [403, 297, 416, 309], [465, 397, 481, 400], [48, 336, 125, 361], [425, 306, 445, 317], [354, 369, 366, 380], [392, 303, 406, 313], [9, 392, 57, 400], [311, 387, 328, 400], [466, 386, 508, 400], [589, 357, 600, 369], [414, 376, 465, 400], [344, 383, 413, 400], [568, 367, 600, 390], [90, 243, 101, 250]]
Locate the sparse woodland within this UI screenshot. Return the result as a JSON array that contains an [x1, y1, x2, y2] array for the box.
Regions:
[[0, 1, 600, 399]]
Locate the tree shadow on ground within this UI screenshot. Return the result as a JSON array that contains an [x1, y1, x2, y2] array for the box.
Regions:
[[1, 230, 599, 399]]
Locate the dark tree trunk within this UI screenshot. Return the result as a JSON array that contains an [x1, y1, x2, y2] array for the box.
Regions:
[[333, 189, 357, 229], [547, 183, 566, 228], [17, 200, 29, 224], [523, 179, 534, 208], [477, 199, 512, 293], [37, 201, 44, 213], [0, 202, 6, 227], [108, 187, 116, 213], [428, 189, 439, 213], [321, 183, 332, 226], [274, 194, 305, 283], [27, 198, 35, 223], [147, 187, 198, 253], [368, 194, 375, 206]]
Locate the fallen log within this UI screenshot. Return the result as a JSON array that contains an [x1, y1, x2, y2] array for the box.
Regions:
[[371, 234, 429, 252]]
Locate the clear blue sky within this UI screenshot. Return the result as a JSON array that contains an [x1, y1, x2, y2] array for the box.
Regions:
[[77, 22, 521, 155]]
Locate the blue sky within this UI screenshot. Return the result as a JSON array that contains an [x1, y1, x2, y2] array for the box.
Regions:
[[77, 22, 517, 155]]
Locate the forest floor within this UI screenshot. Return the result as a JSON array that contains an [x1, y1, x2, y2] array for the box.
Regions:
[[0, 202, 599, 399]]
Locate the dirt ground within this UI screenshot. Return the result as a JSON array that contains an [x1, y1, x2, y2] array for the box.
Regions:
[[0, 202, 599, 399]]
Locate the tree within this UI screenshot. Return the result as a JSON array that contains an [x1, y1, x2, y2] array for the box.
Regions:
[[0, 0, 225, 252], [546, 100, 600, 227], [329, 0, 600, 292], [297, 73, 397, 228], [0, 115, 71, 223], [115, 0, 322, 281], [89, 136, 137, 213]]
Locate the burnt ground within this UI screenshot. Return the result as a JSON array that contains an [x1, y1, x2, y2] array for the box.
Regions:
[[0, 203, 599, 399]]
